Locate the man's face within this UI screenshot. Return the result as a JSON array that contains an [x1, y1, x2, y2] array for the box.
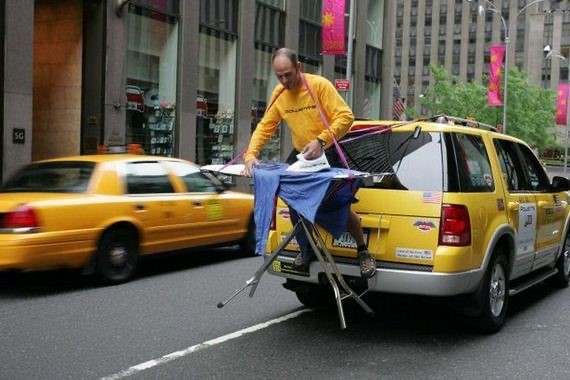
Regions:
[[273, 56, 301, 90]]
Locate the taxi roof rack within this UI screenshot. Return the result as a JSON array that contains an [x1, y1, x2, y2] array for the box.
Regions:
[[423, 114, 497, 132]]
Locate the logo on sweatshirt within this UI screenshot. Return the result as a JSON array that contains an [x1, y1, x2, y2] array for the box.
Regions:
[[284, 105, 317, 114]]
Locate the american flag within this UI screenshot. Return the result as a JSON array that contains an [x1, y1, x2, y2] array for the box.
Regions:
[[393, 83, 406, 120], [422, 192, 442, 204]]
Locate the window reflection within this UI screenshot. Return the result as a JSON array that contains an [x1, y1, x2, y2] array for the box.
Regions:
[[126, 3, 179, 157]]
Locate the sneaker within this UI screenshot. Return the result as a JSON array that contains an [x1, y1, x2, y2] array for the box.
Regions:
[[359, 250, 376, 278]]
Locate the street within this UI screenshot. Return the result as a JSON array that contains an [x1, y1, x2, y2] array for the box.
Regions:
[[1, 245, 569, 379]]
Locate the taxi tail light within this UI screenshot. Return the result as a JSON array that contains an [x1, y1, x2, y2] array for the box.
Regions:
[[270, 196, 278, 230], [3, 205, 40, 229], [439, 204, 471, 246]]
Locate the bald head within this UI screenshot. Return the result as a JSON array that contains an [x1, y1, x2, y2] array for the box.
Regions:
[[272, 48, 298, 66], [272, 48, 301, 90]]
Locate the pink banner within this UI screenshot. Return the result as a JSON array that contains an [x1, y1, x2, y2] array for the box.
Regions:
[[556, 84, 569, 125], [321, 0, 345, 55], [488, 45, 505, 107]]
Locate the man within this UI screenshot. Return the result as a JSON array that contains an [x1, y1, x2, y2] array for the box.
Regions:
[[242, 48, 376, 278]]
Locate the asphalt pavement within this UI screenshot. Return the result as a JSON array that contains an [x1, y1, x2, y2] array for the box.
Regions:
[[1, 246, 570, 379]]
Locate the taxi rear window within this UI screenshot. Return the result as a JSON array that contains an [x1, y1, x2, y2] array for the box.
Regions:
[[333, 130, 445, 191], [1, 162, 95, 193]]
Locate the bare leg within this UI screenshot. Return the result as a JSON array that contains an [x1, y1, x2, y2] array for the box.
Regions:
[[347, 209, 366, 246]]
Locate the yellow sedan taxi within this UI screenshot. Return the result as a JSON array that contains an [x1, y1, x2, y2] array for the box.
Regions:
[[0, 154, 254, 284]]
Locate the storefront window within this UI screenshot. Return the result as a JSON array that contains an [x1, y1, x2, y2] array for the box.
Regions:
[[196, 31, 237, 165], [126, 2, 179, 156], [301, 59, 322, 75], [252, 48, 281, 162], [364, 79, 381, 119], [367, 0, 384, 49]]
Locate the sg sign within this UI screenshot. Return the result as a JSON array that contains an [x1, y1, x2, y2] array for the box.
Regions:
[[13, 128, 25, 144]]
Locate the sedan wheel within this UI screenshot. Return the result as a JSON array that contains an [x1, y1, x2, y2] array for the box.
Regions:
[[96, 227, 138, 285]]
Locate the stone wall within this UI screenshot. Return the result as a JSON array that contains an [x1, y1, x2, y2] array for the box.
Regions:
[[33, 0, 82, 160]]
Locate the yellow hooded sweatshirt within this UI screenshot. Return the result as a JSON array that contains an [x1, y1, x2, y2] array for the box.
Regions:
[[244, 73, 354, 162]]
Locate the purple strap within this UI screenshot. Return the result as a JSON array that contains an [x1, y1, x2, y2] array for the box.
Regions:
[[300, 74, 352, 176]]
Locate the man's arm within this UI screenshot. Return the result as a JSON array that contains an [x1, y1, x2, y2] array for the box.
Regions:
[[242, 90, 283, 176]]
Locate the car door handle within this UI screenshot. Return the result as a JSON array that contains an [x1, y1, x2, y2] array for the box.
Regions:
[[192, 201, 202, 207], [135, 204, 146, 211], [508, 201, 519, 211]]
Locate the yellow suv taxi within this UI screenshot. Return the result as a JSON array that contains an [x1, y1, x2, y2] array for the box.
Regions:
[[266, 115, 570, 332]]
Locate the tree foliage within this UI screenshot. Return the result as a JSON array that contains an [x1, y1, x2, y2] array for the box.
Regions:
[[407, 65, 557, 150]]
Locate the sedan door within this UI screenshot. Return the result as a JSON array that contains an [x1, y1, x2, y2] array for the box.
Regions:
[[123, 161, 182, 254], [162, 161, 246, 248]]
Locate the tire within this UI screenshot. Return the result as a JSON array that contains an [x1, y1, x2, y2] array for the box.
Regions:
[[470, 253, 509, 333], [295, 284, 333, 308], [239, 217, 256, 257], [546, 229, 570, 288], [95, 227, 138, 285]]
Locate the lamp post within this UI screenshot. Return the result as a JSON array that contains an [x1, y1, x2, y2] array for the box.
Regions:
[[467, 0, 545, 135], [544, 45, 570, 176]]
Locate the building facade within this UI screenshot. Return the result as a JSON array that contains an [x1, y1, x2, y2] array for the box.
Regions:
[[0, 0, 391, 188], [390, 0, 569, 119]]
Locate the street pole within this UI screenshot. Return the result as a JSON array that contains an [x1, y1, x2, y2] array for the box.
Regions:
[[544, 46, 570, 176], [564, 60, 570, 177], [468, 0, 545, 135], [345, 0, 355, 105]]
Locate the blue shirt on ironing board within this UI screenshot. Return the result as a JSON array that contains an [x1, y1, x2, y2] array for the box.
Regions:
[[252, 163, 361, 255]]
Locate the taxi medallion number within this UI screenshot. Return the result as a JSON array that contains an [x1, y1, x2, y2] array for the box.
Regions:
[[206, 200, 224, 220]]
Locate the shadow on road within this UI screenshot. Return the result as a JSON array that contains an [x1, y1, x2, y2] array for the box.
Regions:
[[0, 245, 246, 298], [297, 281, 562, 337]]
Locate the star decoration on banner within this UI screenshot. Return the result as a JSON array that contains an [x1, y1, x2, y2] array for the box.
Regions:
[[322, 11, 335, 27]]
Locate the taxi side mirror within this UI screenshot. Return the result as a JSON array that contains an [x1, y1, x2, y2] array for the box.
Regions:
[[552, 176, 570, 192]]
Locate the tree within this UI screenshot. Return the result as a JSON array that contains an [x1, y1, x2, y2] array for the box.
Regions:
[[407, 65, 557, 150]]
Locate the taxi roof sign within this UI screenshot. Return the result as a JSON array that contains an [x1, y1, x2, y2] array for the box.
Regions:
[[98, 144, 143, 155]]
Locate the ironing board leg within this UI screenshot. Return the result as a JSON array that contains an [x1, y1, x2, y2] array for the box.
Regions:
[[300, 220, 374, 329], [217, 223, 302, 308]]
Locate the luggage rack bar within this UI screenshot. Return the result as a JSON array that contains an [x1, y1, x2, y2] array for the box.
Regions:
[[423, 114, 497, 131]]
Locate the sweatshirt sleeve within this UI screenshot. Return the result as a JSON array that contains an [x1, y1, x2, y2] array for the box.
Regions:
[[243, 88, 283, 162], [314, 78, 354, 148]]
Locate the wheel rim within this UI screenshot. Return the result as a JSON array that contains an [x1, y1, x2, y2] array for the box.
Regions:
[[489, 262, 506, 317], [109, 244, 129, 267]]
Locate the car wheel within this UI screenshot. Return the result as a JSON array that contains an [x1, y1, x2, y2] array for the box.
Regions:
[[95, 227, 138, 285], [470, 253, 509, 333], [546, 229, 570, 288], [239, 217, 256, 257], [295, 284, 333, 308]]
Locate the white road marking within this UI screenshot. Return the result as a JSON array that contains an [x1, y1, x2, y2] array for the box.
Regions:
[[100, 308, 311, 379]]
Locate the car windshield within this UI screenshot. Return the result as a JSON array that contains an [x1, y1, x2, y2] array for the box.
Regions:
[[1, 161, 95, 193], [335, 128, 444, 191]]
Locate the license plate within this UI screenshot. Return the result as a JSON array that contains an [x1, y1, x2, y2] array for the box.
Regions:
[[332, 231, 369, 248]]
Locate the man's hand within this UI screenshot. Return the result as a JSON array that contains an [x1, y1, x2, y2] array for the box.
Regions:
[[242, 158, 260, 177], [301, 139, 324, 160]]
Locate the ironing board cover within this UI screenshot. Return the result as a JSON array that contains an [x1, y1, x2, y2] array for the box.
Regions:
[[253, 163, 362, 255]]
